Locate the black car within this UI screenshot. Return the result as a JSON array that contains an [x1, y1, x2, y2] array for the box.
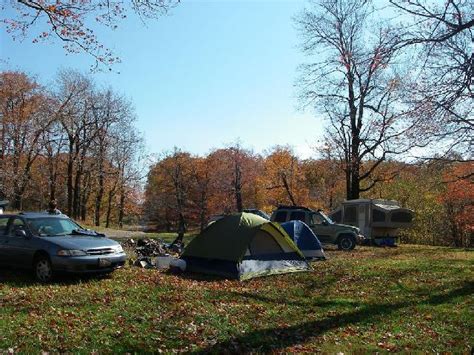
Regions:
[[0, 212, 126, 282]]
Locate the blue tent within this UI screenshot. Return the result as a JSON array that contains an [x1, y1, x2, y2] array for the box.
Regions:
[[281, 220, 326, 260]]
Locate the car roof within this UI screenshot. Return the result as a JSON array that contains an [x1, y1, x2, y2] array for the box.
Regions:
[[1, 212, 70, 219], [276, 205, 314, 212]]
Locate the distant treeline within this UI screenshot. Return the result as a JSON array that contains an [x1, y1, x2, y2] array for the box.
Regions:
[[0, 70, 144, 227], [144, 147, 472, 248]]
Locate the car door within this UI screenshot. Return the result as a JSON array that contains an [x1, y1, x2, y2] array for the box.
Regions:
[[4, 217, 34, 268], [0, 216, 12, 266], [309, 212, 332, 243]]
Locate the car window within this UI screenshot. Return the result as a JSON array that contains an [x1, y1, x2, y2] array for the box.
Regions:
[[273, 211, 287, 222], [331, 210, 342, 223], [8, 218, 26, 237], [0, 216, 9, 236], [289, 211, 306, 222], [311, 213, 325, 225], [27, 217, 80, 236]]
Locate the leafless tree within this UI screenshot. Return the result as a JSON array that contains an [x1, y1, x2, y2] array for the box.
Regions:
[[111, 122, 145, 229], [296, 0, 424, 199], [39, 119, 67, 202], [53, 70, 94, 216], [91, 89, 132, 226], [390, 0, 473, 160]]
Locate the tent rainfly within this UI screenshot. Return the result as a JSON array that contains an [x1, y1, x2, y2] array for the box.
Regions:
[[281, 220, 326, 260], [182, 212, 311, 280]]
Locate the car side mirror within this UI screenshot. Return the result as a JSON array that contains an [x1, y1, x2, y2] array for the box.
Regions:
[[321, 220, 329, 226], [15, 229, 28, 238]]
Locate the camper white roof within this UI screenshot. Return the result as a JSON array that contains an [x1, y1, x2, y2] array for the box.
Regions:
[[343, 199, 399, 206], [374, 203, 401, 211]]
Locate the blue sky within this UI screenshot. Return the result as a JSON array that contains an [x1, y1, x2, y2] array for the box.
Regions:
[[1, 0, 323, 158]]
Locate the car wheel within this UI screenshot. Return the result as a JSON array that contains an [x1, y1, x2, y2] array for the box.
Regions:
[[34, 255, 53, 283], [338, 235, 356, 251]]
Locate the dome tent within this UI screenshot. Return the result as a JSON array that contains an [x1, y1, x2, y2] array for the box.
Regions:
[[182, 213, 311, 280], [281, 220, 326, 260]]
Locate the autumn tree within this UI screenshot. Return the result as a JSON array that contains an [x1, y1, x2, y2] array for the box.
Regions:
[[188, 157, 212, 232], [145, 148, 194, 237], [0, 70, 144, 226], [296, 0, 424, 200], [3, 0, 179, 70], [303, 145, 346, 211], [261, 146, 309, 208], [0, 71, 53, 209], [440, 162, 473, 247], [367, 160, 451, 246], [207, 145, 262, 213]]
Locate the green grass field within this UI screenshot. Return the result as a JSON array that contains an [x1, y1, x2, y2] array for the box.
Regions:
[[0, 245, 472, 353]]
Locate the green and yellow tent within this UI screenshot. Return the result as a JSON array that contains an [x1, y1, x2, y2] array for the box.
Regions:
[[182, 212, 311, 280]]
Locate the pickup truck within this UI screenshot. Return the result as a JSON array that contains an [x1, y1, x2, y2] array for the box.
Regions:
[[271, 205, 364, 250]]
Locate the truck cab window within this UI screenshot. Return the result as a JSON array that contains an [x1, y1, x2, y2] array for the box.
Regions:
[[289, 211, 306, 222], [311, 213, 325, 225], [273, 211, 287, 223]]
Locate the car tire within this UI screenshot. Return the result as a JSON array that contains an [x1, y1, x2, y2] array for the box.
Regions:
[[338, 235, 356, 251], [34, 254, 53, 283]]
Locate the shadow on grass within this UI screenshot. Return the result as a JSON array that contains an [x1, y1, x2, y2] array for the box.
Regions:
[[0, 266, 113, 287], [175, 269, 336, 286], [218, 290, 362, 309], [196, 281, 474, 353]]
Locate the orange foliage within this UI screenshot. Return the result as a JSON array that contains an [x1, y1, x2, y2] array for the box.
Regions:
[[440, 162, 474, 235]]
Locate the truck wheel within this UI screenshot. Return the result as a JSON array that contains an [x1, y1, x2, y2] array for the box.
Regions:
[[338, 235, 356, 251], [34, 254, 53, 283]]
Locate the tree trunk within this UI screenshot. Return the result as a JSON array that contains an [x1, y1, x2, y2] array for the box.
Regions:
[[105, 188, 116, 228], [199, 189, 207, 232], [66, 140, 74, 216], [73, 164, 82, 219], [234, 163, 243, 212], [12, 188, 22, 210], [80, 172, 91, 221], [80, 192, 88, 221], [95, 173, 104, 227], [118, 187, 125, 229], [349, 160, 360, 199], [348, 71, 361, 200], [281, 172, 297, 206], [49, 172, 56, 201], [175, 184, 186, 239]]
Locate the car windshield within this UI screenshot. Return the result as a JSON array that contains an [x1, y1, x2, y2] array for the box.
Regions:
[[319, 211, 334, 224], [27, 217, 82, 237]]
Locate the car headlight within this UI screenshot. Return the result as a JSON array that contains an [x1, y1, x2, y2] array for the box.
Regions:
[[114, 245, 124, 253], [57, 249, 87, 256]]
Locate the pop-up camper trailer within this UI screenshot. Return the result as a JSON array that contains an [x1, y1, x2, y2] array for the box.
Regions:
[[328, 199, 414, 246]]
